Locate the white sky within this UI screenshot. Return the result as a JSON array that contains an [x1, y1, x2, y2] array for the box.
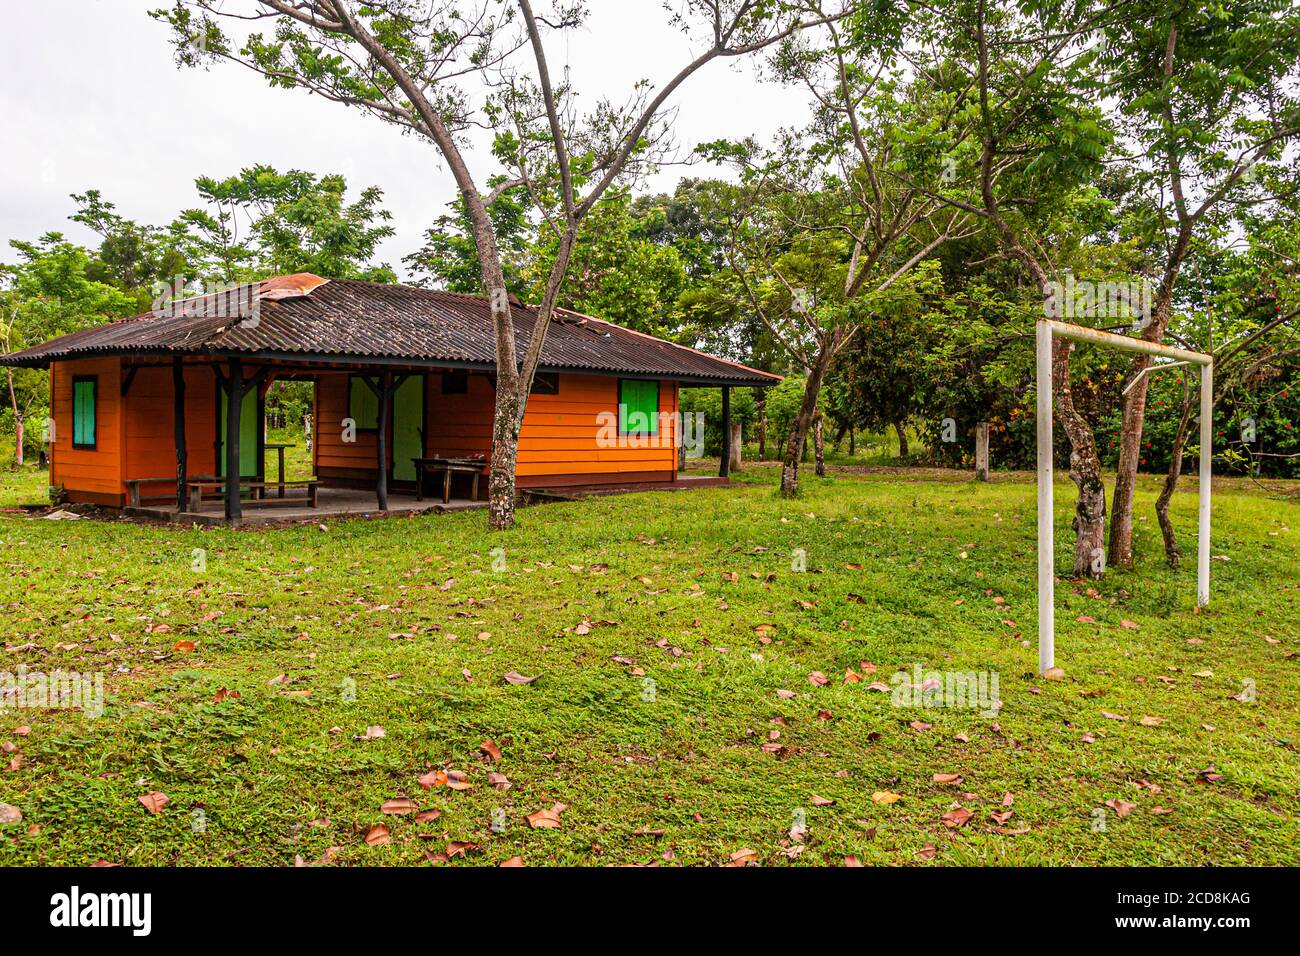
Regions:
[[0, 0, 814, 281]]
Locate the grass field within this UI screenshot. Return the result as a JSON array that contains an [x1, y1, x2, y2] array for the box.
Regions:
[[0, 461, 1296, 866]]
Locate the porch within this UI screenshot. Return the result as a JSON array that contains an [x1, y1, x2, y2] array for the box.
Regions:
[[124, 484, 486, 526]]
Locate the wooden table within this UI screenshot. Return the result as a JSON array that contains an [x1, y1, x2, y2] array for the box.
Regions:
[[413, 457, 484, 503], [264, 443, 296, 498]]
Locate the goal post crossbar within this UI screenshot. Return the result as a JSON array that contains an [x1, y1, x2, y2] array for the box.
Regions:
[[1036, 320, 1213, 675]]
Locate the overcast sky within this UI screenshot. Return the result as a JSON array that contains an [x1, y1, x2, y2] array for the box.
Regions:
[[0, 1, 814, 281]]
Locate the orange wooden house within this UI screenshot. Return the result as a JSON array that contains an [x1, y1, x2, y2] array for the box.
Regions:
[[3, 274, 777, 523]]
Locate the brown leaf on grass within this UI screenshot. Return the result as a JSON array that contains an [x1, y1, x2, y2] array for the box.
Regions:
[[932, 773, 963, 785], [871, 791, 901, 805], [137, 791, 170, 814], [843, 668, 862, 683], [445, 770, 472, 791], [414, 809, 442, 824], [526, 803, 566, 829], [1151, 806, 1174, 815], [0, 803, 21, 825], [1075, 615, 1096, 624], [990, 810, 1014, 825], [721, 571, 739, 583], [173, 640, 196, 652], [1080, 732, 1097, 744], [1105, 799, 1136, 818], [942, 807, 974, 828], [754, 624, 776, 639], [727, 847, 758, 866], [1139, 715, 1166, 727], [1101, 711, 1127, 721], [811, 795, 835, 807], [866, 681, 892, 693], [499, 856, 525, 867], [807, 671, 828, 687], [363, 824, 391, 846], [909, 721, 931, 732], [1119, 619, 1139, 629], [488, 771, 512, 790], [13, 727, 30, 737], [356, 725, 386, 740], [1001, 792, 1014, 807], [776, 689, 797, 699], [418, 769, 448, 790], [479, 739, 502, 761], [953, 733, 970, 743], [917, 843, 937, 861], [212, 687, 240, 704], [843, 855, 864, 867], [446, 841, 480, 858], [503, 671, 538, 686], [381, 798, 418, 815]]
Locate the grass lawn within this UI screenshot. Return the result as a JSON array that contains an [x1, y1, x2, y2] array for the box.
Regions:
[[0, 461, 1296, 866]]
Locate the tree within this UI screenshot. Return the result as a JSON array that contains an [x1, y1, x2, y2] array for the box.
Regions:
[[1097, 0, 1300, 567], [707, 3, 976, 496], [0, 236, 137, 465], [154, 0, 847, 530]]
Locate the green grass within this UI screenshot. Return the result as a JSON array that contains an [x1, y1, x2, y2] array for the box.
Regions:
[[0, 461, 1296, 866]]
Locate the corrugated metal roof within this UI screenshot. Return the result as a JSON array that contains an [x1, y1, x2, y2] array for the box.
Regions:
[[1, 275, 779, 386]]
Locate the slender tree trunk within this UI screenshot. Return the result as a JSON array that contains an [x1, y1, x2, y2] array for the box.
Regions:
[[6, 368, 22, 467], [1155, 394, 1196, 568], [781, 342, 836, 497], [1054, 340, 1107, 578], [813, 414, 825, 477], [757, 400, 768, 460], [894, 420, 909, 458]]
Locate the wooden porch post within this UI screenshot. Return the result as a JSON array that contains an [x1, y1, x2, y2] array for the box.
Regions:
[[719, 386, 731, 478], [375, 371, 392, 511], [224, 358, 242, 522], [172, 357, 187, 510]]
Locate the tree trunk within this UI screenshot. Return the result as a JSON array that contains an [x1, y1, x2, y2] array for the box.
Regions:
[[757, 402, 768, 460], [488, 383, 522, 530], [6, 367, 22, 467], [849, 427, 855, 455], [894, 420, 909, 458], [729, 420, 743, 472], [1054, 340, 1107, 578], [781, 343, 835, 497], [813, 414, 825, 477], [1155, 395, 1196, 568]]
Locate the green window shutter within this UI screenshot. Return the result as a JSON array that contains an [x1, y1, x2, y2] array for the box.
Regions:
[[350, 376, 380, 429], [72, 379, 96, 447], [619, 380, 659, 436]]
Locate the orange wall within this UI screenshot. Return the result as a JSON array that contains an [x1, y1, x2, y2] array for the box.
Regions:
[[50, 357, 122, 502], [122, 365, 218, 494], [518, 373, 677, 479], [315, 369, 677, 485], [315, 371, 379, 478]]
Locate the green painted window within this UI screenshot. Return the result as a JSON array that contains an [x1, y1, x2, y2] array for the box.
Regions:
[[618, 379, 659, 436], [349, 375, 380, 430], [72, 377, 97, 449]]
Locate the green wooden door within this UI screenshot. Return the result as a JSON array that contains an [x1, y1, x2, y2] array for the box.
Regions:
[[217, 386, 261, 479], [391, 375, 424, 482]]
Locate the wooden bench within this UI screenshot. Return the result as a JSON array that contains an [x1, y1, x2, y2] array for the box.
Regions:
[[186, 478, 319, 512], [412, 457, 484, 504], [124, 476, 218, 509]]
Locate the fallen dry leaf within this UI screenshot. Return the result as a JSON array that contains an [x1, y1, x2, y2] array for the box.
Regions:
[[381, 798, 418, 815], [942, 807, 974, 828], [418, 769, 448, 790], [172, 640, 196, 652], [932, 773, 963, 785], [727, 847, 758, 866], [1105, 798, 1137, 818], [137, 791, 169, 815], [503, 671, 538, 686], [479, 739, 502, 761], [525, 803, 566, 829], [871, 791, 901, 805], [363, 823, 391, 846], [499, 856, 525, 867]]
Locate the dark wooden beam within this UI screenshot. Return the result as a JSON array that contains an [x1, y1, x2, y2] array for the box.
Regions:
[[120, 365, 139, 397], [173, 358, 187, 511], [719, 386, 731, 478], [224, 358, 242, 523]]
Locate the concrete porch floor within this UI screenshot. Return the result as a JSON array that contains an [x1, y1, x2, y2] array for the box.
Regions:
[[125, 486, 485, 526]]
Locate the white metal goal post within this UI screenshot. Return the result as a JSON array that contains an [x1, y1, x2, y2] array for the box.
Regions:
[[1036, 319, 1214, 675]]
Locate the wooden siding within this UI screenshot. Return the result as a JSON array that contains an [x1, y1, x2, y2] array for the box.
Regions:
[[50, 357, 122, 500], [122, 365, 218, 495], [315, 371, 380, 479]]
